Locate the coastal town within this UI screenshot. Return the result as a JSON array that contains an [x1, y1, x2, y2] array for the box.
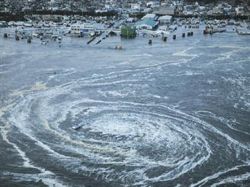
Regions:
[[1, 0, 250, 17], [1, 1, 250, 187], [0, 0, 250, 48]]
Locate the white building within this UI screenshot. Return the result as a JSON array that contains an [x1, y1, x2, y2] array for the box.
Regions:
[[136, 18, 158, 30], [142, 13, 157, 20], [131, 3, 141, 10], [158, 15, 172, 25], [146, 1, 160, 8]]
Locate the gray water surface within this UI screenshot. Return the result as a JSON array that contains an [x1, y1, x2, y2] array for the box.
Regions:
[[0, 29, 250, 187]]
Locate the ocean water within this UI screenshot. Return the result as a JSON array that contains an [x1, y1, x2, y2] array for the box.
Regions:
[[0, 28, 250, 187]]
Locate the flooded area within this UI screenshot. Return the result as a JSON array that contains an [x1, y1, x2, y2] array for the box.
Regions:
[[0, 28, 250, 186]]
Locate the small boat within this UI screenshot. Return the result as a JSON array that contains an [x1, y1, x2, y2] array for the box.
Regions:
[[115, 45, 123, 50], [72, 124, 83, 130]]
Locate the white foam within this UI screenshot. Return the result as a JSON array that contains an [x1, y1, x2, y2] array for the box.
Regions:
[[190, 164, 250, 187]]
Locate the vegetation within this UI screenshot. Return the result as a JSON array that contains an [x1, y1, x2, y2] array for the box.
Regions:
[[121, 25, 137, 39]]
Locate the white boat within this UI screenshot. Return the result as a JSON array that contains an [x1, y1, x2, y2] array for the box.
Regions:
[[72, 124, 83, 130]]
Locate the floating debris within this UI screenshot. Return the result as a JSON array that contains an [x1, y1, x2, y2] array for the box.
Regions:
[[115, 45, 123, 50], [15, 35, 20, 41], [96, 40, 102, 45], [162, 36, 167, 42], [87, 31, 104, 45], [27, 37, 32, 43]]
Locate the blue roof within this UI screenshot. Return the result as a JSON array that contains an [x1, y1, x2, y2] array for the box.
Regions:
[[136, 18, 158, 27]]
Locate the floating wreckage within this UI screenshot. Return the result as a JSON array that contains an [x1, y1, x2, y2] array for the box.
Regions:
[[115, 45, 123, 50], [86, 30, 118, 45], [15, 35, 20, 41], [27, 36, 32, 43], [148, 39, 152, 45], [162, 36, 167, 42], [3, 33, 8, 38], [87, 31, 104, 45]]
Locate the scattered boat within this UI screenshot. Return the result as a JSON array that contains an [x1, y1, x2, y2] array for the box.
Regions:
[[72, 124, 83, 130], [115, 45, 123, 50]]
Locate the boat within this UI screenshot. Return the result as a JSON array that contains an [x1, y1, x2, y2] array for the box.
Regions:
[[72, 124, 83, 130], [115, 45, 123, 50]]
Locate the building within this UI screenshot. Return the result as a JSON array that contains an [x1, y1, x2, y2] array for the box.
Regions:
[[158, 15, 172, 25], [136, 18, 158, 30], [146, 1, 160, 8], [131, 3, 141, 10], [154, 6, 175, 16], [142, 13, 158, 20], [207, 6, 224, 16]]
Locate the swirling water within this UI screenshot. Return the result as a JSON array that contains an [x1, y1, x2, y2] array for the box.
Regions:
[[0, 29, 250, 187]]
